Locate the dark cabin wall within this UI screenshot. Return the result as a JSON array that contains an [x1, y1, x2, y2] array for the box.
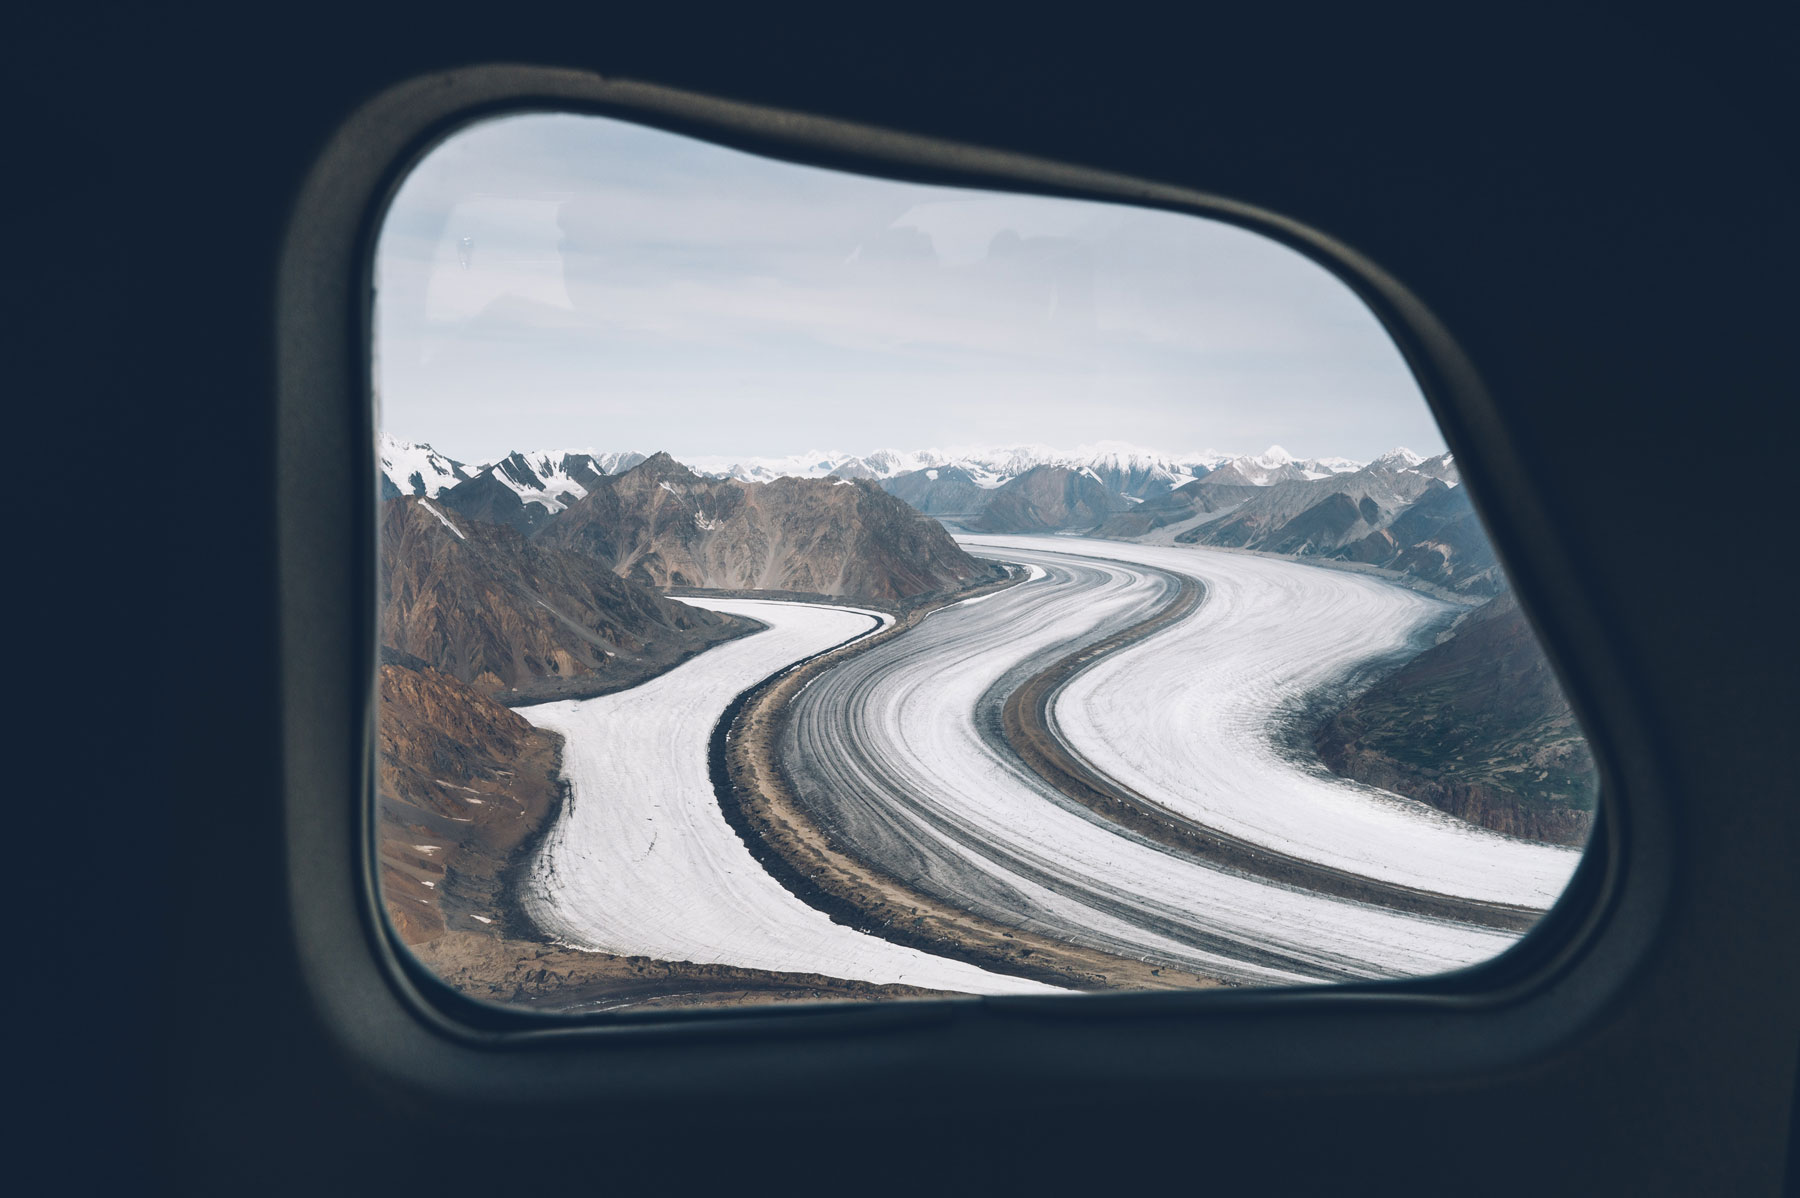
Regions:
[[7, 4, 1793, 1192]]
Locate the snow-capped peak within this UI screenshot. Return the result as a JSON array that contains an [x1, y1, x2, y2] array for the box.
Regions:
[[1370, 446, 1427, 470], [485, 448, 646, 513], [1251, 444, 1297, 467], [379, 433, 1433, 514], [378, 432, 471, 498], [378, 435, 652, 509]]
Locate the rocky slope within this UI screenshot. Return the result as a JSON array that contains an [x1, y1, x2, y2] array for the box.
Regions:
[[1312, 591, 1598, 844], [1330, 481, 1503, 595], [380, 495, 744, 702], [879, 464, 993, 518], [436, 469, 556, 535], [376, 649, 566, 944], [1176, 465, 1443, 553], [1145, 464, 1506, 595], [1091, 478, 1263, 539], [967, 465, 1131, 533], [537, 452, 996, 602]]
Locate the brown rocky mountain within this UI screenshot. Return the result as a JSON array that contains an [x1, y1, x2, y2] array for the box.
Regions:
[[967, 465, 1131, 533], [1174, 465, 1440, 554], [380, 495, 745, 702], [1330, 482, 1503, 595], [1313, 591, 1598, 844], [1091, 478, 1263, 539], [376, 649, 566, 944], [879, 464, 993, 518], [437, 468, 555, 535], [1085, 463, 1503, 595], [536, 452, 996, 602]]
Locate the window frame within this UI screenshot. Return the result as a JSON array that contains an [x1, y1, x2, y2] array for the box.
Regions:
[[276, 64, 1670, 1096]]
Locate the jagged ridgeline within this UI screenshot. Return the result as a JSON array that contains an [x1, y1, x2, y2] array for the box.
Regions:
[[536, 453, 994, 601], [379, 494, 746, 704]]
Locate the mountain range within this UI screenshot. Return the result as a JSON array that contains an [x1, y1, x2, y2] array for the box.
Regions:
[[382, 433, 1473, 593], [381, 435, 1427, 512], [380, 495, 747, 702]]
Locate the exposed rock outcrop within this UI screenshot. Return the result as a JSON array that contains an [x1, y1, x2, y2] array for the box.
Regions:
[[437, 468, 555, 535], [879, 464, 993, 517], [1312, 591, 1598, 844], [1331, 482, 1503, 595], [1091, 479, 1261, 539], [967, 464, 1130, 533], [380, 495, 744, 701], [375, 651, 566, 944], [1175, 465, 1440, 552]]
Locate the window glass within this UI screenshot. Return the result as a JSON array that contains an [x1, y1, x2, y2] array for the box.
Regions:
[[373, 113, 1596, 1013]]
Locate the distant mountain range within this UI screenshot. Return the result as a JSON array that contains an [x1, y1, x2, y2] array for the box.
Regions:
[[380, 433, 1474, 595], [379, 439, 645, 511], [380, 435, 1437, 513], [1084, 450, 1489, 592]]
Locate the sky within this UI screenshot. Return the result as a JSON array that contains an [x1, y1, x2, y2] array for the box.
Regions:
[[374, 112, 1447, 466]]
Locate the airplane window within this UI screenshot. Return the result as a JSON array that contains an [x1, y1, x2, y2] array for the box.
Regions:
[[371, 112, 1597, 1015]]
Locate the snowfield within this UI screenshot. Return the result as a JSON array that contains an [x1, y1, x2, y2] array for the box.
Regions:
[[967, 536, 1585, 908], [779, 549, 1522, 983], [519, 598, 1057, 996]]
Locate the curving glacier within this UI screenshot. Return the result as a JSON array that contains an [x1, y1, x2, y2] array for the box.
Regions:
[[966, 535, 1585, 908], [518, 597, 1058, 996], [778, 548, 1525, 984]]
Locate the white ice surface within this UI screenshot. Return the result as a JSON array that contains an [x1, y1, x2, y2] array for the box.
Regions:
[[968, 536, 1583, 908], [783, 550, 1520, 982], [519, 598, 1056, 996]]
